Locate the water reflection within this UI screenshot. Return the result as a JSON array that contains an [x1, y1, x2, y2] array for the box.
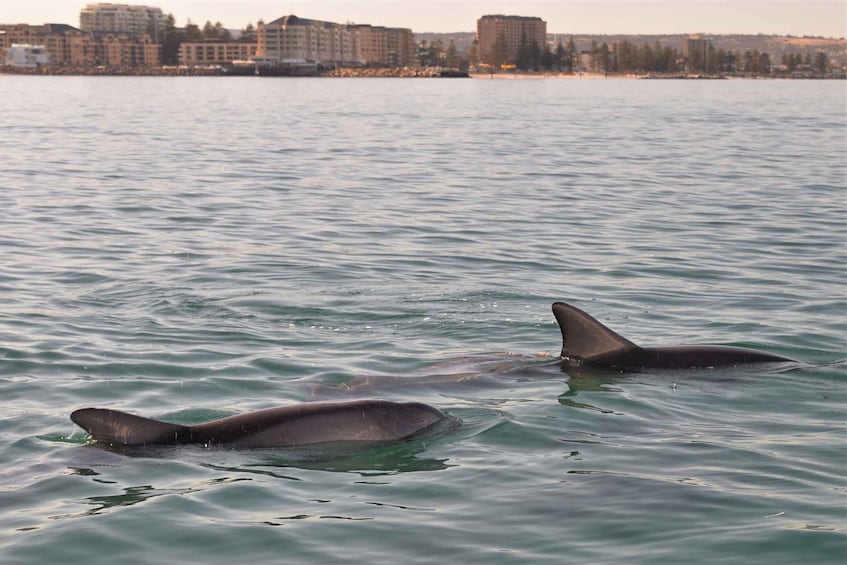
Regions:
[[72, 431, 453, 476], [82, 484, 188, 515], [53, 481, 198, 519], [199, 440, 454, 476]]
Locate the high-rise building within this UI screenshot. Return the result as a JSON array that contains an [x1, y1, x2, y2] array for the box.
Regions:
[[80, 3, 165, 37], [477, 14, 546, 66], [685, 34, 712, 73]]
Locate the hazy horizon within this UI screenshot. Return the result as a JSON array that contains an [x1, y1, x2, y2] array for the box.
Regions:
[[3, 1, 845, 38]]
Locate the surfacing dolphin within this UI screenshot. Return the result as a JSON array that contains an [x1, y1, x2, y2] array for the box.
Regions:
[[71, 399, 451, 448], [552, 301, 794, 371]]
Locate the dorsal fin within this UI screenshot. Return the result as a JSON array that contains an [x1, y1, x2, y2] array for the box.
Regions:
[[552, 302, 640, 363], [71, 408, 192, 446]]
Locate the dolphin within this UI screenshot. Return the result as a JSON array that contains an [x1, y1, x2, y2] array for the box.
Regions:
[[552, 301, 794, 370], [71, 399, 451, 448]]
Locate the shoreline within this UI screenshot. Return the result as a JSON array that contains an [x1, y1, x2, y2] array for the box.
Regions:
[[0, 65, 469, 78], [1, 66, 841, 79], [468, 71, 842, 79]]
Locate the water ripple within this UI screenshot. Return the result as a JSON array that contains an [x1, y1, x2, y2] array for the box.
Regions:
[[0, 77, 843, 564]]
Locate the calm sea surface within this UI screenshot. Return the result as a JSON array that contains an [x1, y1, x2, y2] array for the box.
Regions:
[[0, 76, 844, 564]]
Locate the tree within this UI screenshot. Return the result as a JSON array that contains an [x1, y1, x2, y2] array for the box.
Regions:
[[490, 32, 507, 68], [741, 49, 771, 75], [241, 22, 256, 43], [541, 44, 553, 71], [417, 40, 429, 66], [567, 37, 577, 72], [516, 32, 531, 70], [161, 13, 184, 65], [757, 51, 771, 74], [184, 20, 202, 42], [445, 40, 459, 68], [814, 51, 829, 76], [598, 42, 612, 73], [782, 52, 794, 71], [430, 39, 444, 67], [589, 40, 599, 71], [554, 41, 565, 71], [202, 20, 214, 39], [742, 49, 755, 73], [529, 41, 542, 71], [706, 44, 719, 74], [214, 22, 230, 42], [467, 40, 480, 68], [726, 49, 735, 73], [416, 40, 443, 67], [688, 45, 704, 73], [616, 40, 634, 72]]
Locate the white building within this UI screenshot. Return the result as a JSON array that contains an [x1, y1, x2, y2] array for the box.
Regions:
[[80, 3, 165, 36], [4, 44, 50, 68]]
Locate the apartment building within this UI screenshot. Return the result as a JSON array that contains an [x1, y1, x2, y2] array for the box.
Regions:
[[354, 25, 416, 67], [97, 32, 160, 66], [259, 15, 359, 65], [44, 24, 97, 66], [180, 42, 258, 66], [1, 24, 91, 66], [385, 28, 416, 67], [80, 3, 165, 36], [0, 23, 158, 67], [0, 24, 45, 48], [258, 15, 415, 67], [477, 14, 547, 65]]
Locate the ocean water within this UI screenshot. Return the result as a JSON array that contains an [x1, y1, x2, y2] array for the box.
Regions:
[[0, 75, 844, 564]]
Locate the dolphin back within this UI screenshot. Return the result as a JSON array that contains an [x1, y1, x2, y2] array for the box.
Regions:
[[71, 408, 192, 446], [552, 301, 794, 370], [71, 400, 452, 449], [192, 400, 450, 448], [552, 301, 640, 364]]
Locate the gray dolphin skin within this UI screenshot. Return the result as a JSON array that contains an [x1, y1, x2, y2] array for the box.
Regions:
[[71, 399, 450, 448], [552, 301, 794, 370]]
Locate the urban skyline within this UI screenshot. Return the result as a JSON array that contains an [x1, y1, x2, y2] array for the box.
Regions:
[[3, 1, 846, 38]]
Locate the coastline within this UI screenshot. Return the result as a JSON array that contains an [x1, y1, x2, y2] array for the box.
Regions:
[[468, 71, 843, 79], [0, 65, 469, 78], [1, 65, 841, 79], [0, 65, 222, 76]]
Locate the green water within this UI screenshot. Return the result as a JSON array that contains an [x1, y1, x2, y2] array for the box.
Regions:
[[0, 77, 844, 563]]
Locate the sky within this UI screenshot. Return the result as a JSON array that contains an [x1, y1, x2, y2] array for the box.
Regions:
[[2, 0, 845, 37]]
